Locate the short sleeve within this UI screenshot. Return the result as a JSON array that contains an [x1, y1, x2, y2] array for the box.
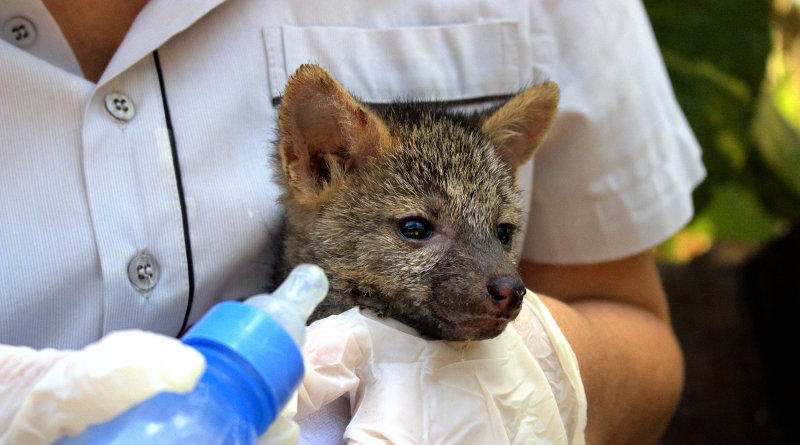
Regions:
[[519, 0, 706, 264]]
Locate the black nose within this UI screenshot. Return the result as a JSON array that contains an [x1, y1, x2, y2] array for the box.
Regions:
[[486, 277, 526, 316]]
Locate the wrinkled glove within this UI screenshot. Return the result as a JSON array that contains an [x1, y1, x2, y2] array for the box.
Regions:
[[290, 291, 587, 445], [0, 330, 206, 445], [0, 330, 301, 445]]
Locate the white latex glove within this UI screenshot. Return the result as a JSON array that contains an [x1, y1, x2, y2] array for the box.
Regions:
[[259, 416, 301, 445], [0, 330, 206, 445], [291, 291, 587, 445], [0, 330, 302, 445]]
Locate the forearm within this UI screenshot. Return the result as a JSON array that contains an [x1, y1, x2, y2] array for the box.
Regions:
[[520, 253, 684, 445]]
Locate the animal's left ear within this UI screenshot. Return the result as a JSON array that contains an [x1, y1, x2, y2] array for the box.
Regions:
[[277, 64, 392, 202], [481, 82, 560, 175]]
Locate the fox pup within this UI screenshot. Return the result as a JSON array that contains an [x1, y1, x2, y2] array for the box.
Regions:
[[273, 64, 559, 341]]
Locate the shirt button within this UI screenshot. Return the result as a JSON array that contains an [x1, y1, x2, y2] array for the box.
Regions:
[[128, 252, 160, 294], [104, 92, 136, 122], [3, 16, 37, 48]]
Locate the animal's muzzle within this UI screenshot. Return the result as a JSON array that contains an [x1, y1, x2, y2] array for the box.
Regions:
[[485, 277, 526, 317]]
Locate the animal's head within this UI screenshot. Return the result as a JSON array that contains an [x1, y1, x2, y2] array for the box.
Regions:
[[276, 64, 559, 341]]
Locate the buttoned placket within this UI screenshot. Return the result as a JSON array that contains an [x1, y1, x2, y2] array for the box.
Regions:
[[1, 0, 231, 345], [76, 0, 227, 336], [80, 55, 192, 335]]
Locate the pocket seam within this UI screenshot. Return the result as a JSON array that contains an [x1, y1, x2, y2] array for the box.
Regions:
[[262, 21, 523, 104]]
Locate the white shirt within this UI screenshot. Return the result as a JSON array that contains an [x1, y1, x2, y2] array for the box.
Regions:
[[0, 0, 705, 349]]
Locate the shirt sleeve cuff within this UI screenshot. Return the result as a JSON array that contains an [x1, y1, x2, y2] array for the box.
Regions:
[[521, 141, 706, 264]]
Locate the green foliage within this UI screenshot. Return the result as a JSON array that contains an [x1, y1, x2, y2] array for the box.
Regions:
[[644, 0, 771, 91], [697, 183, 779, 244], [644, 0, 800, 248]]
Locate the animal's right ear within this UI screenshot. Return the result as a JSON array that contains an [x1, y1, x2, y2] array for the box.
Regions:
[[481, 82, 560, 176], [277, 64, 391, 201]]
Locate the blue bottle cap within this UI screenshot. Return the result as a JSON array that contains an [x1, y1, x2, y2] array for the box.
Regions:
[[181, 301, 304, 435]]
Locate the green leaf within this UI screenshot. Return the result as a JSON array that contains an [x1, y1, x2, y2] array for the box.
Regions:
[[643, 0, 773, 219]]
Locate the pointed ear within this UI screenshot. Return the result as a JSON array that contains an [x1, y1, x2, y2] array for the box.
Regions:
[[277, 64, 391, 200], [482, 82, 560, 175]]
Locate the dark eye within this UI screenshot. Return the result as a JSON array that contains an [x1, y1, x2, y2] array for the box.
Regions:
[[497, 224, 513, 245], [398, 218, 433, 241]]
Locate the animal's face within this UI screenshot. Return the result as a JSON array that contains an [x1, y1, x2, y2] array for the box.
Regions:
[[275, 65, 559, 341]]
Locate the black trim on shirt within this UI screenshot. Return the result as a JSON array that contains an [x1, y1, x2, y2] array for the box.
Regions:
[[153, 50, 196, 336]]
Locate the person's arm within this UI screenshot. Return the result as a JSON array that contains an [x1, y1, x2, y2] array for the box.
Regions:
[[519, 251, 684, 445]]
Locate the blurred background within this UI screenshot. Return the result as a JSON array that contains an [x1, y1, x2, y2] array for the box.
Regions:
[[641, 0, 800, 443]]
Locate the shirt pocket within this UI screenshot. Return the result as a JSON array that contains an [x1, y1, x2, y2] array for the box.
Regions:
[[262, 21, 522, 105]]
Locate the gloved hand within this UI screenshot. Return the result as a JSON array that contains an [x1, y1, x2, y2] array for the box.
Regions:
[[0, 330, 206, 445], [259, 416, 301, 445], [0, 330, 302, 445], [290, 291, 588, 445]]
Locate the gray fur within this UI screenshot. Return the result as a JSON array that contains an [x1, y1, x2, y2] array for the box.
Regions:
[[272, 65, 558, 341]]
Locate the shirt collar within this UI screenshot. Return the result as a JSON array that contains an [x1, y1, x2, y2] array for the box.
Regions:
[[99, 0, 227, 86], [1, 0, 83, 77], [1, 0, 227, 84]]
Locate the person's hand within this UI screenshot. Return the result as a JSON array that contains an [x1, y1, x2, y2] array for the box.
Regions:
[[259, 416, 301, 445], [1, 329, 304, 445], [292, 293, 587, 445], [0, 330, 205, 445]]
